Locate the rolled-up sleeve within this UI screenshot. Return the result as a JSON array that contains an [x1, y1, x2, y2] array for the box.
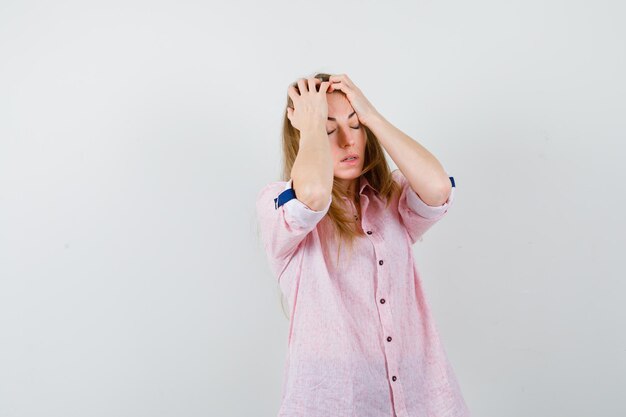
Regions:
[[255, 179, 332, 281], [393, 169, 455, 244]]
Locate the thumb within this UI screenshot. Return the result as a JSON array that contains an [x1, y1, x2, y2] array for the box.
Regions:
[[287, 106, 293, 120]]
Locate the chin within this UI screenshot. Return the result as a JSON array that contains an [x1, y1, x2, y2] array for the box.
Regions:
[[334, 170, 362, 180]]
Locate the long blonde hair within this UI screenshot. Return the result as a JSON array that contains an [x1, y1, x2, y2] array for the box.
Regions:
[[278, 72, 402, 317]]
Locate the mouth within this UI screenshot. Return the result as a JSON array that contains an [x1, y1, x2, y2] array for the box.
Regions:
[[340, 154, 359, 162]]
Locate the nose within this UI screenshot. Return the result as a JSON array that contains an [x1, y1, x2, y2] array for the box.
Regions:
[[338, 127, 356, 147]]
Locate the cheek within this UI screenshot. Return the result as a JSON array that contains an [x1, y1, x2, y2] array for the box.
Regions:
[[358, 131, 367, 147], [329, 142, 341, 157]]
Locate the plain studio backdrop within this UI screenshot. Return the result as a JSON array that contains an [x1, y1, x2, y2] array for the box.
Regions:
[[1, 0, 624, 416]]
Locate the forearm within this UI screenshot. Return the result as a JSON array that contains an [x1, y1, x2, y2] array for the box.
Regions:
[[290, 125, 334, 209], [367, 113, 451, 206]]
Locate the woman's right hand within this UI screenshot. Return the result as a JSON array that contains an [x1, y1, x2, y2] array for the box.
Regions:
[[287, 77, 331, 133]]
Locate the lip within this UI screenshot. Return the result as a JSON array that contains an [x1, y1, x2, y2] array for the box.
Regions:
[[340, 154, 359, 163], [341, 158, 359, 165]]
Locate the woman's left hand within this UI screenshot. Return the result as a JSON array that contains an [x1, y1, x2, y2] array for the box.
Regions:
[[328, 74, 381, 127]]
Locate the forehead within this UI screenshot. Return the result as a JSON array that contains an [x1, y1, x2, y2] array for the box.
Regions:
[[327, 92, 354, 119]]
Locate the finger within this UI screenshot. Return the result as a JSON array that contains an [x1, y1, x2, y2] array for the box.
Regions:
[[287, 85, 300, 102], [307, 78, 317, 93], [330, 74, 352, 88], [319, 81, 331, 94], [297, 78, 307, 94], [309, 78, 321, 93], [330, 81, 345, 92]]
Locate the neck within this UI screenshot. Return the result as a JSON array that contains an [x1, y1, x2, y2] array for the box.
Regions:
[[336, 178, 357, 198]]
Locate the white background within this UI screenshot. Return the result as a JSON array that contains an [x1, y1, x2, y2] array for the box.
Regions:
[[1, 1, 624, 416]]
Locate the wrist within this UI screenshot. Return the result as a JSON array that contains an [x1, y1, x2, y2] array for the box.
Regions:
[[300, 124, 327, 136], [363, 111, 384, 128]]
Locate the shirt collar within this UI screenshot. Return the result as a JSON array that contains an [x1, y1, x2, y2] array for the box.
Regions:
[[359, 175, 375, 195]]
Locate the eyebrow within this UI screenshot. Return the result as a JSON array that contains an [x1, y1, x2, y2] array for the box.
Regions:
[[328, 111, 356, 121]]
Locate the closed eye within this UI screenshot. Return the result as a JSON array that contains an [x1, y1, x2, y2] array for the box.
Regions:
[[326, 124, 361, 135]]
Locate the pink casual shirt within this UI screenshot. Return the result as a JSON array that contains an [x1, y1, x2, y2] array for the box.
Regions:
[[255, 168, 471, 417]]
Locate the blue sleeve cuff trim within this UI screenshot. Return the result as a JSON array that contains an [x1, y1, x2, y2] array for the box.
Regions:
[[274, 188, 297, 209]]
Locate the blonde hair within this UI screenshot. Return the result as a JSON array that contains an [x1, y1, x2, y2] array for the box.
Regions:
[[278, 72, 402, 317]]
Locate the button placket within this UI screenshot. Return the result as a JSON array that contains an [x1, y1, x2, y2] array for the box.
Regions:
[[382, 302, 406, 414], [381, 285, 406, 410], [374, 247, 399, 390], [364, 207, 406, 413]]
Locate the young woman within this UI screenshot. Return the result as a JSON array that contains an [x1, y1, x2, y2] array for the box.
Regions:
[[256, 73, 470, 417]]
